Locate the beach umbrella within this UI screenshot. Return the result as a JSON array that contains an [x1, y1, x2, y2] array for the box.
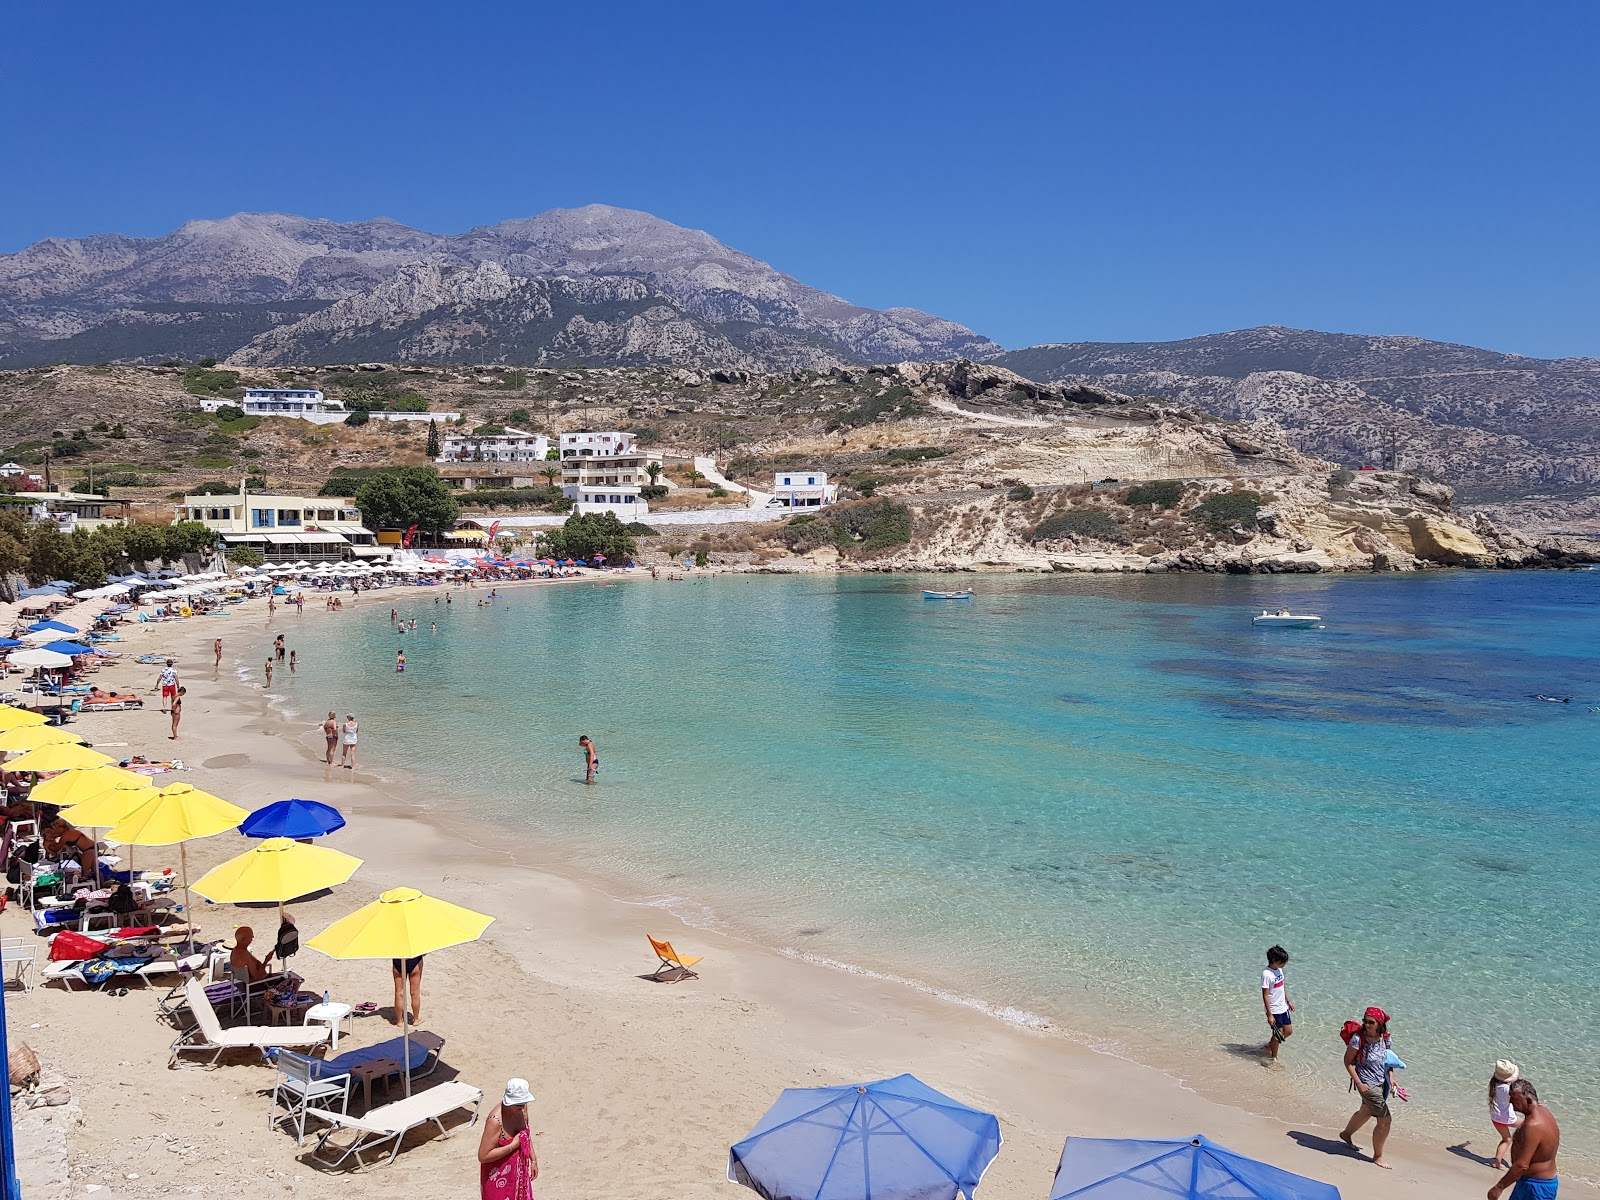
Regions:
[[41, 641, 100, 657], [728, 1074, 1002, 1200], [0, 725, 84, 754], [0, 638, 22, 650], [192, 835, 362, 922], [26, 620, 78, 635], [3, 743, 115, 773], [8, 649, 74, 671], [1048, 1136, 1340, 1200], [59, 779, 161, 887], [239, 798, 347, 840], [0, 706, 49, 732], [107, 783, 249, 950], [307, 886, 493, 1094], [28, 764, 147, 807]]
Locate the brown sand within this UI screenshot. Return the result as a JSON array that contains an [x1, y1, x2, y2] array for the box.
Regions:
[[1, 583, 1551, 1199]]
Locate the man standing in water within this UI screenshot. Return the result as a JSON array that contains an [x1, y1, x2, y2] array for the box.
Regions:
[[1489, 1079, 1560, 1200], [579, 734, 598, 784], [322, 711, 339, 764]]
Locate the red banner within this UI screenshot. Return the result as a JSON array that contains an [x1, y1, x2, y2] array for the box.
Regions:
[[401, 523, 419, 548]]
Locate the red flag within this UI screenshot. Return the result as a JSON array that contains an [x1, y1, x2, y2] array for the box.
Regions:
[[402, 523, 419, 548], [488, 520, 501, 542]]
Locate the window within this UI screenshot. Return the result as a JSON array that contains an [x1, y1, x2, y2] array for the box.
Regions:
[[808, 477, 816, 485], [317, 509, 336, 521], [252, 509, 275, 528], [277, 509, 302, 526]]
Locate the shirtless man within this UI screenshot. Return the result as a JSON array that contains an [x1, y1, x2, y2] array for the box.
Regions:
[[322, 711, 339, 764], [228, 925, 274, 983], [1489, 1079, 1560, 1200]]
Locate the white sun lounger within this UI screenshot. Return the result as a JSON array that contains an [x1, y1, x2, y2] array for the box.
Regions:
[[305, 1081, 483, 1169], [44, 951, 207, 991], [169, 977, 329, 1067]]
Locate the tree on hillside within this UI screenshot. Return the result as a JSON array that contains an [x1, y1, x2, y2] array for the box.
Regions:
[[536, 512, 637, 564], [540, 466, 560, 488], [353, 467, 460, 538], [425, 420, 441, 459], [645, 461, 662, 485]]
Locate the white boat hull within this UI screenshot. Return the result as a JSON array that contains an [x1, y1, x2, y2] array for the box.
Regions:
[[1252, 614, 1320, 628]]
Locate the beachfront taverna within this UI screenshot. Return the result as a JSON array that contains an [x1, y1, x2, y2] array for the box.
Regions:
[[174, 485, 383, 562]]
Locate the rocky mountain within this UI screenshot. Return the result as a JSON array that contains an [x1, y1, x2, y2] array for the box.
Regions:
[[0, 207, 998, 371], [995, 326, 1600, 506]]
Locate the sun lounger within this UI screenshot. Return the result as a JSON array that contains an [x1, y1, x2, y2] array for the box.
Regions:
[[305, 1080, 482, 1168], [169, 977, 329, 1067], [647, 934, 703, 981], [45, 950, 207, 991]]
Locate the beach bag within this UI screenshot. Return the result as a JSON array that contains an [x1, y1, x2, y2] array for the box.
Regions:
[[49, 931, 107, 962], [8, 1041, 40, 1090], [1339, 1019, 1362, 1046]]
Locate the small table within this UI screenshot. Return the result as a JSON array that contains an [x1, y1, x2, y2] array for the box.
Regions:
[[303, 1001, 354, 1050], [348, 1057, 401, 1110], [265, 991, 318, 1026]]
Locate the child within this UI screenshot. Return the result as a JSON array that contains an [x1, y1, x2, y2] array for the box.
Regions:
[[1260, 945, 1293, 1061], [1489, 1060, 1519, 1169]]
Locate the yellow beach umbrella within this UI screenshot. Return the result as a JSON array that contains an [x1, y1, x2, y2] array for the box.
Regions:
[[307, 887, 493, 1093], [0, 726, 84, 754], [0, 706, 49, 732], [193, 836, 363, 920], [107, 783, 249, 950], [3, 744, 115, 774], [59, 779, 161, 887], [29, 765, 149, 808]]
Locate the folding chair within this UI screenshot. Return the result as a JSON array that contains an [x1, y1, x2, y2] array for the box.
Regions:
[[270, 1050, 351, 1145], [647, 935, 703, 981]]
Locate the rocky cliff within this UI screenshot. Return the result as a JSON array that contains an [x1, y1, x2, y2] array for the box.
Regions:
[[0, 207, 997, 371]]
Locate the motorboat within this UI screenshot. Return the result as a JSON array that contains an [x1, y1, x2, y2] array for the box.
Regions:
[[1251, 609, 1321, 628], [923, 590, 974, 600]]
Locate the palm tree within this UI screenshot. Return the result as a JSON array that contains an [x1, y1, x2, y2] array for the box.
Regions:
[[645, 461, 663, 485], [541, 466, 560, 488]]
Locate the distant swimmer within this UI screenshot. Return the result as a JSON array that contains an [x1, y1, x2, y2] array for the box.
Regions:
[[579, 734, 598, 784], [396, 649, 406, 673], [1536, 695, 1571, 704]]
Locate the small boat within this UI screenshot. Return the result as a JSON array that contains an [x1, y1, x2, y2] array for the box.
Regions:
[[1252, 609, 1321, 628], [923, 590, 974, 601]]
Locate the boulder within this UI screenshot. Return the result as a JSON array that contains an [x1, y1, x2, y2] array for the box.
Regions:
[[1408, 477, 1455, 509], [1405, 515, 1489, 564], [1222, 430, 1268, 455]]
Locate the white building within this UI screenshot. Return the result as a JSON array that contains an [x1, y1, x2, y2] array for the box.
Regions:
[[198, 388, 458, 426], [558, 431, 658, 518], [437, 427, 550, 464], [771, 471, 838, 508], [176, 487, 382, 562], [559, 431, 636, 459]]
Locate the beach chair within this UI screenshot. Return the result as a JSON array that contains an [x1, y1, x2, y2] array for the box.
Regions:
[[647, 935, 703, 981], [1, 936, 36, 992], [169, 978, 329, 1067], [305, 1080, 483, 1169], [270, 1050, 351, 1145]]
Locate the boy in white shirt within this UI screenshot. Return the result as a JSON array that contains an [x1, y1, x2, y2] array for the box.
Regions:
[[1260, 945, 1294, 1062]]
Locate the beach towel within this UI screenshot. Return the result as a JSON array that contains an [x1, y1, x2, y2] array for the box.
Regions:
[[78, 949, 159, 985], [481, 1129, 534, 1200]]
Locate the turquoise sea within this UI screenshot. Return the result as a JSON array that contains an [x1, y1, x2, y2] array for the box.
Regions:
[[263, 570, 1599, 1164]]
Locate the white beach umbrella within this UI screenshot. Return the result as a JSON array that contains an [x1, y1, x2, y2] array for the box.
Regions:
[[11, 648, 73, 669], [72, 588, 97, 600]]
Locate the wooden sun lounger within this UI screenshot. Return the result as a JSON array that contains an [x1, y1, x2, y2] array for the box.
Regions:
[[305, 1080, 482, 1169]]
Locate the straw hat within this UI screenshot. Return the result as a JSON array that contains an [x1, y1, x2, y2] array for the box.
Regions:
[[1494, 1060, 1520, 1083]]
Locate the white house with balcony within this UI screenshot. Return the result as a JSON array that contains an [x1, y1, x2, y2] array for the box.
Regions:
[[770, 471, 838, 508], [558, 431, 661, 518], [176, 487, 382, 562], [198, 388, 458, 426], [437, 427, 550, 464]]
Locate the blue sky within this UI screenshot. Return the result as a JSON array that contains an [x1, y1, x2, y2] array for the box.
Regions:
[[4, 1, 1597, 357]]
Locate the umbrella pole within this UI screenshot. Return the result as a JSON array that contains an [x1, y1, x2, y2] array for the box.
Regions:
[[180, 841, 193, 955], [403, 999, 413, 1098]]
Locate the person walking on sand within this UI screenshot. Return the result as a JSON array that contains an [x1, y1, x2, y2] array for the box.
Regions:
[[1259, 945, 1294, 1063], [322, 711, 339, 764], [391, 954, 424, 1025], [264, 658, 273, 688], [340, 713, 358, 768], [1340, 1006, 1399, 1168], [579, 734, 598, 783], [213, 638, 222, 668], [153, 659, 179, 713], [478, 1078, 538, 1200], [1489, 1079, 1560, 1200], [1490, 1060, 1522, 1170], [169, 686, 185, 740]]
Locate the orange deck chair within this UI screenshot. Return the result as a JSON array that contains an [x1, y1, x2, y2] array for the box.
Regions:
[[647, 935, 703, 981]]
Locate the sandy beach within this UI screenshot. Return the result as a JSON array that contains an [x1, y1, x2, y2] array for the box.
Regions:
[[2, 581, 1572, 1200]]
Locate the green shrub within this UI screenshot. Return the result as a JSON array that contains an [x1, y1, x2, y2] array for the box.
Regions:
[[213, 404, 246, 422], [190, 480, 238, 495], [1029, 509, 1126, 543], [389, 392, 430, 412], [882, 446, 948, 463], [639, 484, 669, 501], [694, 550, 710, 567], [841, 385, 925, 428], [709, 485, 729, 497], [1125, 480, 1184, 508], [455, 486, 563, 509], [183, 366, 241, 397], [537, 511, 638, 562], [473, 423, 507, 435], [508, 407, 531, 423], [779, 499, 912, 556], [344, 410, 370, 427], [500, 371, 527, 391], [225, 546, 265, 568], [1007, 483, 1034, 501], [624, 522, 656, 535], [1191, 490, 1263, 532]]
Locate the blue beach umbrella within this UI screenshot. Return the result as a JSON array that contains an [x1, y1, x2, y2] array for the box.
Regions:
[[240, 798, 347, 840], [41, 641, 99, 657], [0, 638, 21, 649], [27, 620, 79, 635], [729, 1074, 1001, 1200], [1049, 1136, 1340, 1200]]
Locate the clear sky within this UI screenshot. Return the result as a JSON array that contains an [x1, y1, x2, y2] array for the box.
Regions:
[[4, 1, 1597, 357]]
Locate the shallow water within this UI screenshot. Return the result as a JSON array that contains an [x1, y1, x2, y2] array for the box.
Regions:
[[267, 570, 1600, 1162]]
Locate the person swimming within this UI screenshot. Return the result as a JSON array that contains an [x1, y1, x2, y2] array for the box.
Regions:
[[1536, 695, 1571, 703]]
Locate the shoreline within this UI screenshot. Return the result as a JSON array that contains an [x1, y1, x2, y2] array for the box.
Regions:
[[7, 580, 1577, 1198]]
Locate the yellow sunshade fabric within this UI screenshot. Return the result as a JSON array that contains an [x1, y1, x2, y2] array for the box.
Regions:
[[60, 780, 161, 829], [0, 706, 50, 732], [0, 726, 85, 754], [106, 783, 247, 846], [29, 765, 150, 808], [193, 837, 362, 905], [3, 744, 115, 773], [306, 886, 493, 960]]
